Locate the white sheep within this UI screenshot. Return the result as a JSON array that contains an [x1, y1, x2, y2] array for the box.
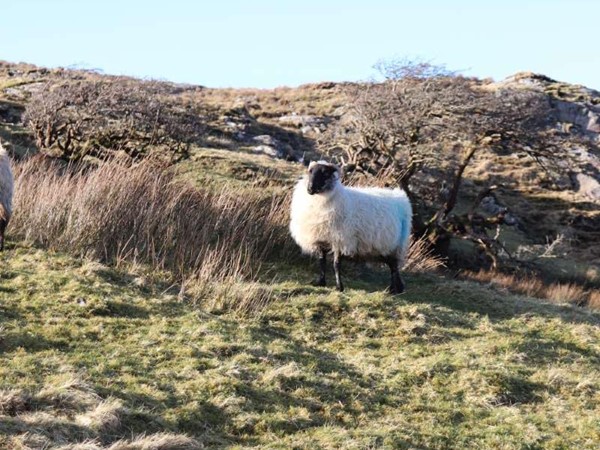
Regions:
[[289, 161, 412, 293], [0, 143, 14, 251]]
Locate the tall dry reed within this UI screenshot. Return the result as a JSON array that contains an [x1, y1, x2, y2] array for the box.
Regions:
[[10, 157, 442, 314], [12, 157, 291, 287]]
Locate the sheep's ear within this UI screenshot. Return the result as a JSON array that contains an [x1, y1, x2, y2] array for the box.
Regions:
[[330, 164, 341, 178], [308, 161, 318, 170]]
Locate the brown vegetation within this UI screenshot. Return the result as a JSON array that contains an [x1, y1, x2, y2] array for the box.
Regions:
[[11, 157, 291, 305], [320, 60, 562, 268], [462, 269, 597, 309], [23, 77, 210, 162], [9, 155, 442, 313]]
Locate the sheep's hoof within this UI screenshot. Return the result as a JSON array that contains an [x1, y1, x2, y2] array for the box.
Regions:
[[336, 284, 344, 292], [387, 285, 405, 295], [312, 278, 326, 287]]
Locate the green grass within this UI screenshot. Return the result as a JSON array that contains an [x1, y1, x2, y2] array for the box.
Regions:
[[176, 147, 302, 191], [1, 61, 599, 448], [1, 242, 599, 449]]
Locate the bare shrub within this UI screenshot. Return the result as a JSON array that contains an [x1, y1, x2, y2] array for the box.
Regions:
[[11, 157, 292, 306], [23, 77, 210, 162], [321, 59, 558, 268]]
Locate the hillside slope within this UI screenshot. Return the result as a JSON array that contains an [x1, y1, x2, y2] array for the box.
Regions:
[[0, 61, 599, 449], [1, 243, 599, 449], [1, 61, 599, 275]]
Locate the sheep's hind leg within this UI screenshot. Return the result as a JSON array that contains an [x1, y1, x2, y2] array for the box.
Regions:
[[0, 218, 7, 252], [333, 251, 344, 292], [313, 249, 327, 286], [385, 256, 405, 295]]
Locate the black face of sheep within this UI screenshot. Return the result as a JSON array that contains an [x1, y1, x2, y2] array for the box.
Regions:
[[307, 163, 339, 195]]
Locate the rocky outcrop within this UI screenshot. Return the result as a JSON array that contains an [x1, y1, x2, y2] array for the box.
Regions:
[[251, 135, 298, 161], [554, 101, 600, 141], [572, 173, 600, 201], [493, 72, 600, 142], [278, 113, 329, 135]]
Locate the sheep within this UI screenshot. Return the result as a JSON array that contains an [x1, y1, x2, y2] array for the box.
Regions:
[[0, 143, 13, 251], [289, 160, 412, 294]]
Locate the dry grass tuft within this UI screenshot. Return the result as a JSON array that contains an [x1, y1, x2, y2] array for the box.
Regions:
[[0, 389, 31, 415], [464, 269, 545, 298], [260, 362, 302, 385], [208, 281, 277, 318], [106, 433, 202, 450], [12, 157, 292, 310], [35, 373, 100, 412], [587, 291, 600, 309], [463, 270, 598, 310], [0, 370, 198, 450], [75, 399, 124, 432], [404, 236, 446, 273], [55, 442, 104, 450], [545, 282, 588, 306], [54, 433, 201, 450]]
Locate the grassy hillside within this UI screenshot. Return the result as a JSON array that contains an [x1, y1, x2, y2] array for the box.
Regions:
[[0, 61, 599, 449], [1, 242, 599, 449]]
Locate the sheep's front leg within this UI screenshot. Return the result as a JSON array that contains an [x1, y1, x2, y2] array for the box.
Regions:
[[333, 251, 344, 292], [314, 248, 327, 286], [385, 256, 405, 294]]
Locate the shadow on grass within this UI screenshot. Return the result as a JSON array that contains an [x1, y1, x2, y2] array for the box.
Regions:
[[395, 273, 600, 328], [511, 327, 600, 366], [0, 330, 71, 355], [0, 415, 93, 443], [277, 256, 600, 330]]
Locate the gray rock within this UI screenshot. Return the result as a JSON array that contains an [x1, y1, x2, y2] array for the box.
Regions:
[[480, 196, 505, 215], [253, 144, 283, 159], [480, 195, 519, 225], [251, 135, 298, 160], [573, 173, 600, 200], [555, 101, 600, 139], [278, 114, 328, 131], [252, 135, 280, 146]]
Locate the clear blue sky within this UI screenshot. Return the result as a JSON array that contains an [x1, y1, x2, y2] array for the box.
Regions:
[[2, 0, 599, 89]]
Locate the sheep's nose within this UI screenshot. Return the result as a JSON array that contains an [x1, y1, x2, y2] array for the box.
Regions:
[[307, 185, 315, 195]]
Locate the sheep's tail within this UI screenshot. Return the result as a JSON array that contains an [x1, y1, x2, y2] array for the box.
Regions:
[[398, 198, 412, 268]]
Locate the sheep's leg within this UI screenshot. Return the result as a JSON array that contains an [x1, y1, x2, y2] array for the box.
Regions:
[[333, 251, 344, 292], [313, 249, 327, 286], [385, 256, 405, 295], [0, 218, 7, 252]]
